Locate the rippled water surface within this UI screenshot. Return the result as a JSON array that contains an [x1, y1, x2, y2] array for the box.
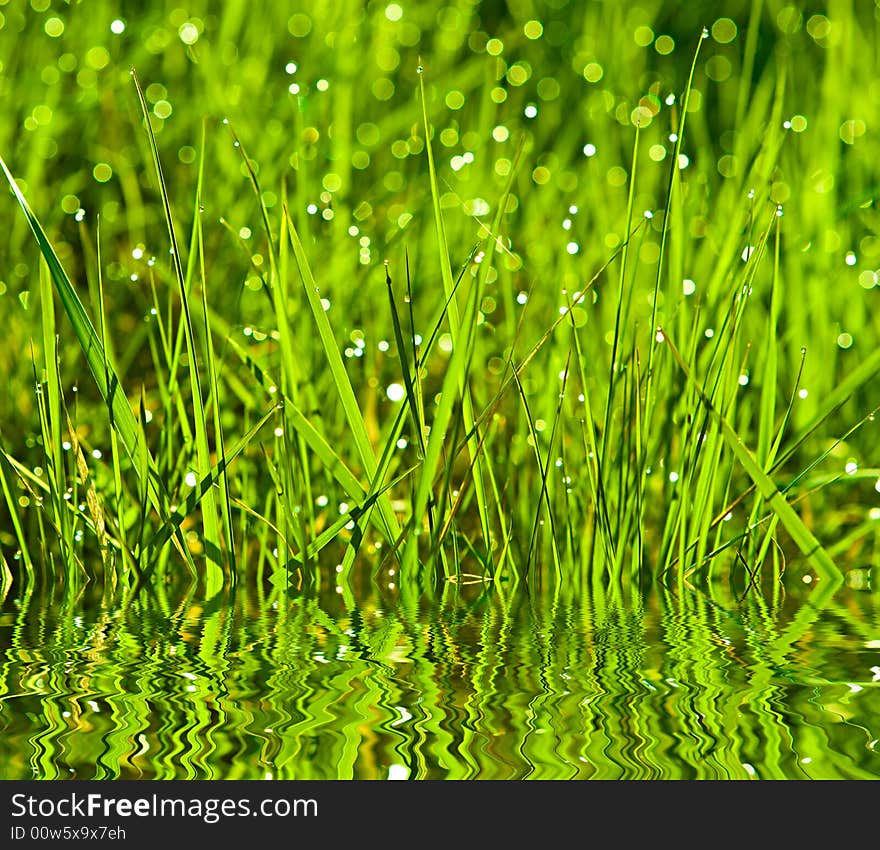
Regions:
[[2, 576, 879, 780]]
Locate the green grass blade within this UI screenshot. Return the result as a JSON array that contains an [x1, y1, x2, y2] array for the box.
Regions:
[[131, 70, 224, 590], [418, 63, 492, 549]]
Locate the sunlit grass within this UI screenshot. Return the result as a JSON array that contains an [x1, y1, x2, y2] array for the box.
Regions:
[[0, 2, 878, 600]]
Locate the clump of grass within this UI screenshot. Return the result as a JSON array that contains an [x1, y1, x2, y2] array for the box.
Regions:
[[0, 4, 877, 602]]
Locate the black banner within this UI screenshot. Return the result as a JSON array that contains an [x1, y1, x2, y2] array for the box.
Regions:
[[0, 779, 872, 844]]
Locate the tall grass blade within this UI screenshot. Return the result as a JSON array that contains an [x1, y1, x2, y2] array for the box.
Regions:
[[131, 70, 224, 591]]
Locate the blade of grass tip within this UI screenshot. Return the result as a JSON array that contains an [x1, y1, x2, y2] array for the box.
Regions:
[[131, 69, 224, 591], [386, 260, 425, 456], [282, 204, 402, 549], [418, 60, 493, 551], [660, 326, 843, 586]]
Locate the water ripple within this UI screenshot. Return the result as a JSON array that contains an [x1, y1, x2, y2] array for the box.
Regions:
[[1, 574, 879, 779]]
